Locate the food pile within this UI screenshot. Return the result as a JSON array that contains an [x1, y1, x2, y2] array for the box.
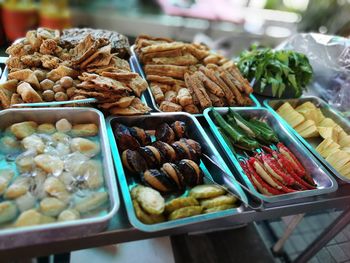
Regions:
[[211, 108, 317, 196], [1, 28, 150, 115], [277, 101, 350, 178], [0, 118, 108, 228], [114, 121, 238, 224], [131, 184, 237, 223], [135, 35, 253, 113], [237, 47, 313, 98]]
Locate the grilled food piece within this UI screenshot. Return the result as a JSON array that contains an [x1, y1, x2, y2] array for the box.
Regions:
[[178, 159, 203, 187], [114, 123, 140, 151], [143, 169, 176, 192], [122, 149, 148, 173], [138, 146, 162, 168], [129, 127, 151, 146], [152, 141, 176, 162], [161, 163, 185, 190], [171, 121, 187, 139], [155, 123, 176, 144]]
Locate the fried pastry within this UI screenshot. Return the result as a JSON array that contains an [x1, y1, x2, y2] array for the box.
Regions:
[[176, 88, 193, 107], [0, 86, 14, 109], [152, 53, 198, 66], [220, 71, 244, 105], [149, 83, 165, 104], [183, 104, 200, 114], [128, 75, 148, 97], [8, 69, 40, 89], [184, 73, 200, 106], [47, 65, 79, 81], [58, 209, 80, 222], [41, 54, 60, 69], [141, 49, 183, 63], [145, 65, 187, 79], [159, 101, 182, 112], [184, 44, 209, 60], [189, 72, 212, 109], [168, 205, 202, 220], [102, 71, 139, 81], [39, 39, 59, 55], [197, 71, 224, 98], [81, 44, 113, 68], [20, 52, 42, 67], [17, 82, 43, 103], [165, 197, 199, 214], [99, 96, 135, 109], [203, 54, 220, 65]]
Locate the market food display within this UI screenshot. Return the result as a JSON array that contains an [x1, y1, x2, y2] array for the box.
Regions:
[[0, 118, 109, 228], [277, 101, 350, 178], [237, 47, 313, 98], [134, 35, 254, 113], [114, 120, 239, 224], [1, 28, 150, 115], [211, 108, 317, 196]]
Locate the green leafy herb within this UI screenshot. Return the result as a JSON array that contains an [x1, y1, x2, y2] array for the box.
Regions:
[[237, 47, 313, 98]]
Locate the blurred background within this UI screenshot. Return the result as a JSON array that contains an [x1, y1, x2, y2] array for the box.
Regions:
[[1, 0, 350, 57]]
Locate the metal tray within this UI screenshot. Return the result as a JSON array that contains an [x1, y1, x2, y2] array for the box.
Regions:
[[0, 108, 119, 249], [203, 107, 338, 202], [106, 112, 247, 232], [264, 96, 350, 183], [129, 45, 261, 116]]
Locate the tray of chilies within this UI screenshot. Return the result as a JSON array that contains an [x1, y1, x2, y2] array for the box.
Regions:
[[0, 108, 119, 249], [203, 107, 338, 202], [129, 35, 260, 116], [106, 112, 248, 232], [264, 96, 350, 183]]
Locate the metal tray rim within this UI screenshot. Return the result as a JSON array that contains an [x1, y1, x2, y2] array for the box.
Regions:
[[203, 106, 338, 203], [0, 107, 120, 236], [129, 45, 261, 116], [106, 111, 247, 232], [263, 96, 350, 183]]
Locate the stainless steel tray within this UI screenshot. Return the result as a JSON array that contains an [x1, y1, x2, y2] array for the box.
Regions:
[[129, 45, 261, 116], [203, 107, 338, 202], [0, 108, 119, 249], [264, 96, 350, 183], [106, 112, 248, 232]]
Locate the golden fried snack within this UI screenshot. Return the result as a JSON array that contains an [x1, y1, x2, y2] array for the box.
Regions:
[[5, 57, 26, 71], [220, 71, 244, 105], [70, 34, 100, 65], [102, 71, 139, 81], [109, 98, 150, 115], [133, 200, 165, 224], [0, 87, 13, 108], [141, 49, 183, 63], [183, 104, 200, 114], [144, 65, 187, 79], [226, 65, 253, 95], [128, 75, 148, 97], [6, 41, 33, 57], [184, 73, 200, 106], [47, 65, 79, 82], [164, 90, 177, 103], [10, 93, 23, 105], [159, 101, 182, 112], [203, 54, 220, 65], [200, 195, 237, 209], [184, 44, 209, 60], [141, 42, 184, 54], [197, 71, 224, 98], [208, 92, 225, 107], [147, 75, 176, 85], [0, 79, 18, 93], [204, 204, 235, 214], [152, 54, 198, 66], [150, 83, 165, 104], [168, 205, 203, 220], [99, 96, 135, 109], [176, 88, 193, 107], [81, 44, 112, 68], [40, 54, 60, 69], [17, 82, 43, 103], [189, 184, 225, 199], [21, 54, 42, 68], [8, 69, 40, 89], [165, 197, 199, 214], [190, 72, 212, 109], [40, 39, 59, 55]]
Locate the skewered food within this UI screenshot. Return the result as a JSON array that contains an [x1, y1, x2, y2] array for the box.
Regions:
[[122, 149, 148, 173], [277, 101, 350, 178], [155, 123, 175, 144], [161, 163, 185, 190], [138, 146, 162, 168], [143, 169, 176, 192], [0, 118, 109, 229], [178, 159, 203, 187], [152, 141, 176, 162]]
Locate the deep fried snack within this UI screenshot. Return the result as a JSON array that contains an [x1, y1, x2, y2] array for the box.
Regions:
[[98, 96, 135, 109], [109, 98, 151, 115], [168, 205, 203, 220], [150, 83, 165, 104], [5, 57, 26, 71], [204, 204, 235, 213], [225, 65, 253, 94], [164, 90, 177, 104], [40, 39, 59, 55], [220, 71, 244, 105], [184, 73, 200, 106], [197, 71, 225, 98], [102, 71, 139, 81], [165, 197, 199, 214], [189, 184, 226, 199], [6, 42, 33, 57], [200, 195, 237, 209], [21, 54, 42, 68], [70, 34, 100, 65], [141, 42, 184, 54], [0, 86, 14, 108], [81, 44, 113, 68], [128, 75, 148, 97], [189, 72, 212, 109], [183, 104, 200, 114], [0, 79, 18, 93], [40, 54, 61, 69], [17, 82, 43, 103], [144, 65, 187, 79], [10, 93, 24, 105], [159, 101, 182, 112], [8, 69, 40, 89], [47, 65, 79, 81], [152, 54, 198, 66], [176, 88, 193, 107], [203, 54, 220, 65], [208, 92, 225, 107], [141, 49, 183, 63], [133, 200, 165, 224], [184, 44, 209, 60]]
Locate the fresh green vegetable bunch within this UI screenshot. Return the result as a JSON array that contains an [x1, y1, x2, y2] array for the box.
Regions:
[[237, 46, 313, 98]]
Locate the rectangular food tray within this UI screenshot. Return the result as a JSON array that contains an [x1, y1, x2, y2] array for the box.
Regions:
[[203, 107, 338, 202], [264, 96, 350, 183], [129, 45, 261, 116], [106, 112, 247, 232], [0, 108, 119, 249]]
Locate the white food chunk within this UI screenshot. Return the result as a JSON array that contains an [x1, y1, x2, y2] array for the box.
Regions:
[[0, 136, 20, 154], [63, 152, 89, 175], [43, 177, 70, 203], [22, 134, 45, 153], [77, 160, 104, 189], [10, 121, 37, 139], [40, 197, 66, 216], [4, 177, 30, 199], [15, 209, 55, 227], [0, 201, 18, 224], [34, 154, 64, 176], [70, 138, 100, 157], [15, 192, 37, 212], [75, 192, 108, 214], [58, 209, 80, 222], [56, 119, 72, 133], [0, 169, 15, 195]]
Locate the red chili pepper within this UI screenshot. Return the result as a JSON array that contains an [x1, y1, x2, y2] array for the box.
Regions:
[[261, 152, 295, 186], [246, 160, 283, 195], [239, 160, 254, 188], [249, 157, 296, 193], [277, 142, 316, 186]]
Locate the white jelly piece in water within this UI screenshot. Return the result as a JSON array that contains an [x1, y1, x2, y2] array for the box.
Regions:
[[52, 132, 71, 145], [56, 119, 72, 133], [37, 123, 56, 134], [0, 169, 14, 195], [4, 177, 30, 199], [0, 136, 21, 154], [43, 177, 70, 203], [75, 191, 108, 214], [34, 154, 64, 176], [63, 152, 89, 175], [56, 143, 70, 158], [15, 192, 37, 212], [22, 134, 45, 154], [15, 150, 37, 173], [70, 138, 100, 158], [40, 197, 67, 217], [0, 201, 18, 224], [77, 160, 104, 189], [58, 209, 80, 222]]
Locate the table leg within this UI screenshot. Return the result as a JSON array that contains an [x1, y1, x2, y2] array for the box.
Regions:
[[294, 207, 350, 263]]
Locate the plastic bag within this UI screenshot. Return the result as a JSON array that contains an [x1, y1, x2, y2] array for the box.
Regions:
[[277, 33, 350, 118]]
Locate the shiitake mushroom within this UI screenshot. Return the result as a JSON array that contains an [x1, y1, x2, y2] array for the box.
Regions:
[[171, 121, 187, 139], [129, 126, 151, 146], [161, 163, 185, 190], [152, 141, 176, 162], [178, 159, 203, 187], [122, 149, 148, 173], [155, 123, 175, 144], [138, 146, 162, 168], [143, 169, 176, 193]]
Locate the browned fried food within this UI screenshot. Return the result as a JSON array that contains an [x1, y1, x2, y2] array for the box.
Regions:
[[149, 83, 165, 104], [40, 39, 59, 55], [220, 71, 244, 105], [41, 55, 60, 69], [21, 53, 42, 68], [184, 44, 209, 60], [6, 42, 34, 57], [8, 69, 40, 89], [141, 49, 183, 63], [141, 42, 184, 54], [184, 73, 199, 106], [164, 90, 177, 104], [109, 97, 150, 115], [47, 65, 79, 81], [151, 54, 198, 66], [144, 65, 187, 79], [6, 57, 26, 71], [203, 54, 220, 65], [81, 44, 113, 68], [127, 75, 148, 97], [98, 96, 135, 109], [208, 92, 225, 107], [10, 93, 23, 105], [176, 88, 193, 107], [102, 71, 139, 81], [0, 85, 14, 108], [0, 79, 18, 93], [225, 65, 253, 95], [197, 71, 225, 98], [159, 101, 182, 112], [70, 34, 100, 65], [183, 104, 200, 114], [78, 73, 132, 93], [17, 82, 43, 103], [187, 72, 212, 109]]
